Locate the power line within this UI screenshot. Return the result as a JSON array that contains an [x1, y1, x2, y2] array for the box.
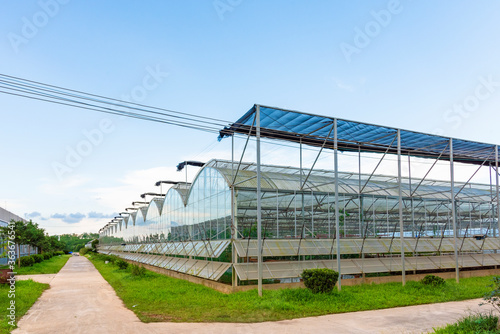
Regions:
[[0, 74, 230, 135], [0, 73, 230, 125]]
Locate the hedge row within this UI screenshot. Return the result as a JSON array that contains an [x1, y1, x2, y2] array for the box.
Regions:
[[19, 250, 65, 267]]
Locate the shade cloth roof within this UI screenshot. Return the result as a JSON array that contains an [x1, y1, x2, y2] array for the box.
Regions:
[[207, 160, 492, 202], [219, 105, 498, 165]]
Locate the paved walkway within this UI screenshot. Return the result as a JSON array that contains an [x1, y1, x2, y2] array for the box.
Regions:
[[14, 256, 495, 334], [16, 274, 56, 284]]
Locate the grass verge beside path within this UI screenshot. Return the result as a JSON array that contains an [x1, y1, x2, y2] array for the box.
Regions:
[[0, 279, 49, 334], [15, 254, 71, 275], [88, 253, 495, 323], [432, 313, 500, 333]]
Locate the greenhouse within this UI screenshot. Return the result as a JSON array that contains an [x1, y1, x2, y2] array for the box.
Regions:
[[99, 105, 500, 289]]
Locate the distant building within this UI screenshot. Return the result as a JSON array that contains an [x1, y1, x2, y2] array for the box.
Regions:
[[0, 207, 38, 265]]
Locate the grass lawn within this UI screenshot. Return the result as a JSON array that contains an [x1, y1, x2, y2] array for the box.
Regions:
[[0, 279, 49, 334], [432, 313, 500, 333], [13, 255, 70, 275], [88, 253, 496, 323]]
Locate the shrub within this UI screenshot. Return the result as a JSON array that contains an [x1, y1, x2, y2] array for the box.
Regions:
[[79, 247, 89, 256], [421, 274, 445, 287], [96, 254, 117, 263], [32, 254, 44, 263], [130, 264, 146, 277], [116, 259, 129, 270], [55, 251, 65, 256], [482, 276, 500, 315], [20, 256, 35, 267], [302, 268, 339, 294], [42, 253, 51, 260]]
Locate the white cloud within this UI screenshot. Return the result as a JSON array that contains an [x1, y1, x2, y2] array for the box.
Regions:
[[90, 166, 185, 214], [39, 217, 109, 236]]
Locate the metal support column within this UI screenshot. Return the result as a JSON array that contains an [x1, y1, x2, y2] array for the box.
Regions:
[[496, 146, 500, 247], [256, 105, 263, 297], [450, 138, 460, 283], [397, 129, 406, 285], [334, 119, 341, 291], [231, 134, 237, 287]]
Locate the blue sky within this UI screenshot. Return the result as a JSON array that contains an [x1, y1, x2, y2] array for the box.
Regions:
[[1, 0, 500, 234]]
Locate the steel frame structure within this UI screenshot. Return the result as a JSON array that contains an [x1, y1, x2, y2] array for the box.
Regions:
[[98, 105, 500, 295], [220, 104, 500, 294]]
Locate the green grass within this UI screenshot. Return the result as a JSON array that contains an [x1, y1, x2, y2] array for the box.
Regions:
[[433, 313, 500, 333], [0, 279, 49, 334], [88, 253, 496, 323], [13, 255, 70, 275]]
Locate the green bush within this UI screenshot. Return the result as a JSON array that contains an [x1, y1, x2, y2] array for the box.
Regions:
[[20, 256, 35, 267], [482, 276, 500, 315], [42, 253, 51, 260], [79, 247, 89, 256], [130, 264, 146, 277], [32, 254, 44, 263], [95, 254, 117, 263], [54, 251, 65, 256], [116, 259, 129, 270], [421, 274, 445, 287], [302, 268, 339, 294]]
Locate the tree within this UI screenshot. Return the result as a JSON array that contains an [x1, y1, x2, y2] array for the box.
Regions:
[[24, 220, 45, 255], [0, 220, 28, 266], [58, 234, 96, 253], [0, 219, 65, 267]]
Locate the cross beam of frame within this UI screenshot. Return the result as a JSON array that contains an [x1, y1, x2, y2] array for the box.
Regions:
[[411, 141, 450, 196], [360, 134, 397, 194], [301, 122, 335, 190], [454, 150, 495, 198]]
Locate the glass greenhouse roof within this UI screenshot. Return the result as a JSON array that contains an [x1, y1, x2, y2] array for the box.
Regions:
[[219, 105, 498, 165], [208, 160, 493, 202]]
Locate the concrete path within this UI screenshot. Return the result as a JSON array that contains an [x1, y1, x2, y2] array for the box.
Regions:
[[13, 256, 495, 334], [16, 274, 56, 284]]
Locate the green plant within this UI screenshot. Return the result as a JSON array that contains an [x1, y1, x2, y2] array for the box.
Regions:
[[32, 254, 43, 264], [116, 259, 129, 270], [130, 264, 146, 276], [421, 274, 445, 287], [19, 256, 35, 267], [79, 247, 89, 256], [14, 254, 70, 275], [55, 251, 65, 256], [481, 276, 500, 331], [42, 253, 51, 260], [302, 268, 339, 294], [95, 253, 117, 263], [433, 313, 499, 333], [482, 276, 500, 312]]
